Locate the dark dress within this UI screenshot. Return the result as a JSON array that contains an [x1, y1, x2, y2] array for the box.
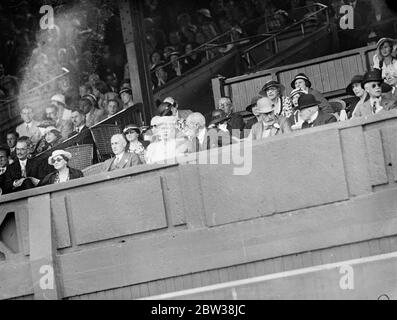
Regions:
[[38, 167, 84, 187]]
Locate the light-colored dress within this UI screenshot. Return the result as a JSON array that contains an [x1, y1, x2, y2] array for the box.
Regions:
[[128, 141, 146, 164], [145, 139, 187, 164]]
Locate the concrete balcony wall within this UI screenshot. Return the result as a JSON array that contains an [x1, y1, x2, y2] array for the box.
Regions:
[[1, 111, 397, 300]]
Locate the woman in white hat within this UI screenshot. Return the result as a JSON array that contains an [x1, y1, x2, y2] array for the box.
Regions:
[[38, 150, 83, 186], [33, 125, 63, 156], [373, 38, 397, 79], [145, 116, 188, 164]]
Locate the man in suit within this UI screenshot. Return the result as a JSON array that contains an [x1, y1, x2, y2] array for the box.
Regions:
[[16, 106, 42, 145], [217, 97, 245, 138], [353, 70, 397, 118], [184, 112, 210, 153], [291, 73, 334, 114], [103, 134, 141, 172], [119, 84, 144, 126], [249, 97, 292, 140], [2, 137, 42, 194], [0, 146, 10, 194], [45, 104, 73, 139], [297, 94, 337, 129], [69, 108, 95, 145], [6, 130, 19, 162]]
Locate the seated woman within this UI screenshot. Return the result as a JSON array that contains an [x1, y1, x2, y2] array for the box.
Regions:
[[123, 124, 147, 163], [81, 94, 105, 127], [39, 150, 83, 186], [33, 126, 63, 156], [145, 116, 188, 164], [105, 98, 122, 118], [346, 75, 368, 118], [259, 80, 293, 119]]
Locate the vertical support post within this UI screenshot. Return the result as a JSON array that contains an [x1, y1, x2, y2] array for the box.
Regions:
[[211, 76, 225, 109], [28, 194, 62, 300], [119, 0, 154, 124]]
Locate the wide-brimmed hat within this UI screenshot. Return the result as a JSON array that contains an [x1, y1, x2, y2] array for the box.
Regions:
[[297, 94, 321, 110], [246, 96, 262, 113], [361, 69, 383, 88], [254, 97, 275, 114], [38, 119, 57, 128], [346, 75, 364, 96], [123, 124, 140, 134], [44, 126, 61, 135], [197, 8, 212, 19], [119, 86, 132, 95], [209, 110, 230, 126], [51, 94, 66, 106], [291, 73, 312, 89], [48, 149, 72, 165], [376, 37, 395, 50], [259, 80, 285, 96]]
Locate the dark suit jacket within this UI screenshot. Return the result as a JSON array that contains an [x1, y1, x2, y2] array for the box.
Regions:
[[301, 111, 337, 129], [3, 158, 42, 194], [309, 88, 333, 114], [68, 125, 94, 145], [38, 167, 84, 187], [103, 152, 142, 172], [227, 112, 245, 138]]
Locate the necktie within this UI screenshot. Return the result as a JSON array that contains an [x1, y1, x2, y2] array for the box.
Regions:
[[26, 124, 30, 135], [21, 165, 26, 178], [372, 101, 377, 114]]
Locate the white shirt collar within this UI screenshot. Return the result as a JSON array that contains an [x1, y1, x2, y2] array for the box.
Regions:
[[115, 152, 125, 161], [19, 159, 27, 167]]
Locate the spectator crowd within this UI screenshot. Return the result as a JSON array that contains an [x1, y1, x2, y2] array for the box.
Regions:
[[1, 36, 397, 195], [0, 0, 397, 195]]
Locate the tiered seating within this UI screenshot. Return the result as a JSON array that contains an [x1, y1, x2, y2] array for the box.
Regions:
[[212, 45, 377, 113]]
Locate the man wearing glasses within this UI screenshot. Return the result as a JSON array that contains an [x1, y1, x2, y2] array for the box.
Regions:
[[353, 69, 397, 118], [2, 137, 41, 194]]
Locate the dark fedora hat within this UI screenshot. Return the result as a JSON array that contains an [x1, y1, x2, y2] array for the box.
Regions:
[[245, 96, 262, 113], [259, 80, 285, 96], [297, 94, 321, 110], [346, 75, 364, 96], [361, 69, 383, 88], [291, 73, 312, 89], [209, 109, 230, 126]]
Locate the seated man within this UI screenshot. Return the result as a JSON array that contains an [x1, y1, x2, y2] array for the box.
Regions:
[[6, 130, 19, 162], [0, 146, 10, 194], [103, 134, 141, 172], [16, 106, 42, 145], [291, 73, 333, 114], [69, 108, 95, 145], [119, 84, 144, 125], [353, 69, 397, 117], [217, 97, 245, 138], [249, 97, 292, 140], [297, 94, 337, 129], [3, 137, 41, 194], [183, 112, 210, 152]]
